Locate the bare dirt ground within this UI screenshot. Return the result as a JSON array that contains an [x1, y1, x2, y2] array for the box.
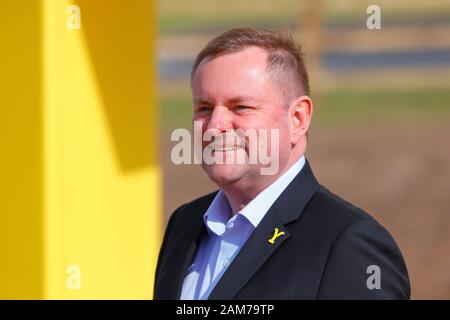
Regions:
[[161, 121, 450, 299]]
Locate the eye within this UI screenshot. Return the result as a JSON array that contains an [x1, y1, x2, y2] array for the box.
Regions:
[[234, 105, 251, 111], [196, 105, 213, 113]]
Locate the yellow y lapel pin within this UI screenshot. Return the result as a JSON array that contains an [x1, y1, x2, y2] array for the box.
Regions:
[[268, 228, 285, 245]]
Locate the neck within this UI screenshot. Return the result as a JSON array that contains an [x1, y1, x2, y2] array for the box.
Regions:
[[222, 185, 262, 215], [221, 153, 303, 215]]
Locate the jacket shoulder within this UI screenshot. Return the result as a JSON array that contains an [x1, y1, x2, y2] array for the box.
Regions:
[[303, 186, 410, 299], [296, 184, 392, 250], [304, 185, 376, 231]]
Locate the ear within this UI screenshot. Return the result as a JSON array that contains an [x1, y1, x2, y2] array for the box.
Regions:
[[288, 95, 313, 145]]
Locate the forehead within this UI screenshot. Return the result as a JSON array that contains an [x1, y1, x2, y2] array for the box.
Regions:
[[199, 46, 269, 70], [192, 46, 275, 101]]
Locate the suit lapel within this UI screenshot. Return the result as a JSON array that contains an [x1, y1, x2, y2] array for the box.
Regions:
[[208, 160, 320, 300], [207, 208, 290, 300]]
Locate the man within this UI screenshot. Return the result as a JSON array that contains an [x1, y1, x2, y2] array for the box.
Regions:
[[154, 27, 410, 300]]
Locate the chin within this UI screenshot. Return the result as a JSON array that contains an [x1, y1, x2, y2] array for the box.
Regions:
[[203, 163, 246, 186]]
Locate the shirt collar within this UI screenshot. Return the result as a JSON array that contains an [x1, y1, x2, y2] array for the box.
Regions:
[[203, 191, 233, 236], [203, 156, 306, 235], [239, 155, 305, 227]]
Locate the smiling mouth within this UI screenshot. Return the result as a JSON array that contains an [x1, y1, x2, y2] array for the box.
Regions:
[[213, 146, 240, 152], [206, 143, 245, 152]]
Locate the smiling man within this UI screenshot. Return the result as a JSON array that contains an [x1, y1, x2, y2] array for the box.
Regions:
[[154, 27, 410, 300]]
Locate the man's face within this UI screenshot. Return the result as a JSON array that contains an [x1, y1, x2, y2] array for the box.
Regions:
[[191, 46, 293, 189]]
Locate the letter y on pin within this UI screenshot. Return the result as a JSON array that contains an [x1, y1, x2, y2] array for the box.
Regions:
[[268, 228, 285, 245]]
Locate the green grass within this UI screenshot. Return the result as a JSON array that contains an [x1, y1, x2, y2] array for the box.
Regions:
[[160, 95, 194, 130], [160, 88, 450, 130], [159, 15, 297, 35], [313, 89, 450, 126], [159, 11, 450, 35]]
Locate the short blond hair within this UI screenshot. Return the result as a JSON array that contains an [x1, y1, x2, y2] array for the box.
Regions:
[[191, 27, 310, 101]]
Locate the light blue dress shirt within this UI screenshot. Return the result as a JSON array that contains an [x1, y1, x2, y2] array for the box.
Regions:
[[180, 156, 306, 300]]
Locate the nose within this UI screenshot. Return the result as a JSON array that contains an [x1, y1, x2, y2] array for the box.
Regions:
[[206, 106, 233, 132]]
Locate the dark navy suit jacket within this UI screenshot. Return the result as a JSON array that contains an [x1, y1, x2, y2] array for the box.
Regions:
[[154, 160, 410, 299]]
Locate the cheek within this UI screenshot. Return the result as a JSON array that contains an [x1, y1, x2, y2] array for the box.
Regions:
[[264, 113, 291, 136], [271, 116, 292, 152], [234, 115, 274, 131], [234, 114, 289, 141]]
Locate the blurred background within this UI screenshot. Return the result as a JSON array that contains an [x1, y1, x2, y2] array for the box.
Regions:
[[157, 0, 450, 299], [3, 0, 447, 300]]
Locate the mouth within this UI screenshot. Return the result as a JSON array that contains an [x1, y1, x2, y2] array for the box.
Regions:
[[206, 142, 246, 152], [212, 146, 240, 152]]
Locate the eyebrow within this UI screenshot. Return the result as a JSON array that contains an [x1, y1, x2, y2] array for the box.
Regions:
[[194, 96, 258, 105], [226, 96, 257, 105], [193, 98, 212, 106]]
